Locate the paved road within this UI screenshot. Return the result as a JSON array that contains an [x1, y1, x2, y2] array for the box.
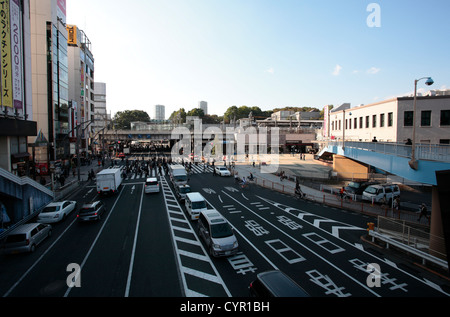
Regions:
[[1, 158, 449, 299]]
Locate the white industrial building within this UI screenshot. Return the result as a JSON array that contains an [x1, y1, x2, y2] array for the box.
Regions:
[[325, 94, 450, 145]]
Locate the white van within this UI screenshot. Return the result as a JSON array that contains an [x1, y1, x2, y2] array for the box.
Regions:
[[185, 192, 207, 220], [198, 209, 239, 257], [362, 184, 400, 204]]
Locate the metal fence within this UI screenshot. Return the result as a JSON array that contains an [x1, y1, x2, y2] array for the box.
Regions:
[[376, 216, 447, 261]]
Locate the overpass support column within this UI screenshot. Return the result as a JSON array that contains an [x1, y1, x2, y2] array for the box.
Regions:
[[333, 155, 370, 180], [429, 186, 447, 261]]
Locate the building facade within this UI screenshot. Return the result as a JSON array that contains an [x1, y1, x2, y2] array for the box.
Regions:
[[199, 101, 207, 115], [0, 0, 36, 175], [67, 24, 95, 155], [326, 95, 450, 145], [153, 104, 165, 121], [29, 0, 70, 170]]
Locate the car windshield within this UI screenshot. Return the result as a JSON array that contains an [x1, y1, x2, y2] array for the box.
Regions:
[[211, 223, 233, 239], [146, 181, 158, 186], [180, 187, 191, 194], [365, 187, 378, 194], [192, 201, 206, 209], [175, 175, 187, 181], [347, 182, 360, 188], [42, 206, 60, 213]]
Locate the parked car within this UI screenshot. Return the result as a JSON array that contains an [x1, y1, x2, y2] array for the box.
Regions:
[[174, 184, 191, 202], [362, 184, 400, 204], [77, 201, 106, 222], [215, 166, 231, 176], [198, 209, 238, 257], [37, 200, 77, 223], [144, 177, 160, 194], [344, 181, 376, 196], [2, 223, 52, 254], [249, 270, 309, 297]]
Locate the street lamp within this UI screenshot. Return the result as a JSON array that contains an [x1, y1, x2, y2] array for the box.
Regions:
[[408, 77, 434, 170]]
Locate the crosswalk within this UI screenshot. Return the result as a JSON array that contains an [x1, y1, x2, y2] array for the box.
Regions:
[[108, 162, 219, 181]]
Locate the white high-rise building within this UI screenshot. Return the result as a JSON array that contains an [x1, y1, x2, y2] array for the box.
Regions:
[[199, 101, 208, 115], [93, 82, 109, 130], [153, 105, 165, 121]]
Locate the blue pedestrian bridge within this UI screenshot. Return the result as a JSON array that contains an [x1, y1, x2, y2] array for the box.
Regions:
[[318, 141, 450, 186]]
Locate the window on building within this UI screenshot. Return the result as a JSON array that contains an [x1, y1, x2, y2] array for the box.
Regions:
[[380, 113, 385, 127], [404, 111, 414, 126], [421, 110, 431, 127], [372, 115, 377, 128], [359, 117, 363, 129], [440, 139, 450, 145], [354, 118, 358, 129], [365, 116, 369, 128], [441, 110, 450, 126], [388, 112, 393, 127], [338, 120, 341, 130]]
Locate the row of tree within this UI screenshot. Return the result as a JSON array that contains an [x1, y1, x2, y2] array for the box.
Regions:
[[113, 105, 326, 130]]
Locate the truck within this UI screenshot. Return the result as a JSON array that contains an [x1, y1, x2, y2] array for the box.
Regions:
[[96, 168, 123, 194], [169, 164, 188, 187]]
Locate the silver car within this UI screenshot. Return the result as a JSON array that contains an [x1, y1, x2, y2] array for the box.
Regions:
[[77, 201, 106, 222], [2, 223, 52, 254], [198, 209, 238, 257]]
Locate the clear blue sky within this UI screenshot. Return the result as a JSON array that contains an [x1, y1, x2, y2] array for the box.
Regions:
[[67, 0, 450, 118]]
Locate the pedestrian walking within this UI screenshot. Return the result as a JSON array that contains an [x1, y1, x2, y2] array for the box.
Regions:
[[418, 203, 430, 222]]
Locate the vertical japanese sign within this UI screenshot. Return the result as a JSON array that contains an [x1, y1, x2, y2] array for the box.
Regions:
[[10, 0, 22, 110], [0, 0, 13, 108]]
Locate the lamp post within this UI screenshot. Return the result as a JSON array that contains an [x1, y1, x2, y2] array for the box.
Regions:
[[408, 77, 434, 170]]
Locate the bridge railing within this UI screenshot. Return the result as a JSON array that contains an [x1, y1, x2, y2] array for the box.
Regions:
[[329, 141, 450, 163]]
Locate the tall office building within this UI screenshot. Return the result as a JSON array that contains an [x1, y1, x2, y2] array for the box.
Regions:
[[93, 82, 108, 130], [67, 24, 95, 154], [199, 101, 208, 115], [153, 105, 165, 121], [30, 0, 69, 164]]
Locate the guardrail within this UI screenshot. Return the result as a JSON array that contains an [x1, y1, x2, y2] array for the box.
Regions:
[[368, 229, 448, 270]]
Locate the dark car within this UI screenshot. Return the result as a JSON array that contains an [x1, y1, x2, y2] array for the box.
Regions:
[[249, 270, 309, 297], [344, 181, 376, 196], [77, 201, 106, 221]]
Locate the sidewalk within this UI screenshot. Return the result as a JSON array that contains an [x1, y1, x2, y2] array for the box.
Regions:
[[232, 154, 430, 227]]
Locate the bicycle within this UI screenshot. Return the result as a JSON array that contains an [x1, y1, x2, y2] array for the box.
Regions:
[[240, 181, 250, 189], [336, 191, 351, 202], [295, 189, 308, 201]]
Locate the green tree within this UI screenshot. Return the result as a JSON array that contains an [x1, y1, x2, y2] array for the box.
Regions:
[[187, 108, 205, 117], [113, 110, 150, 129], [169, 108, 187, 123]]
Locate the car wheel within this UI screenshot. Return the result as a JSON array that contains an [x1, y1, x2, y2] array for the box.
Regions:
[[30, 244, 36, 253], [48, 230, 52, 238], [209, 245, 215, 257]]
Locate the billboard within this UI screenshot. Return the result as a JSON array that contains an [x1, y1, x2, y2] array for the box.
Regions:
[[0, 0, 13, 108], [67, 25, 78, 46], [0, 0, 24, 110]]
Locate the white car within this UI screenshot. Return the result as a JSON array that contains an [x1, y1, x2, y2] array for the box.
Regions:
[[37, 200, 77, 223], [215, 166, 231, 176], [144, 177, 160, 193]]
